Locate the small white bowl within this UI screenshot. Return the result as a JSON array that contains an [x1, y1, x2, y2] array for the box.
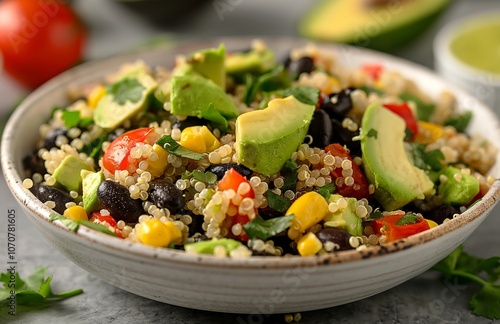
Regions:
[[434, 12, 500, 116], [2, 37, 500, 314]]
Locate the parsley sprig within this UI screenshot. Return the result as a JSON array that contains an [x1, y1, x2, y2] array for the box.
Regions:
[[433, 245, 500, 319]]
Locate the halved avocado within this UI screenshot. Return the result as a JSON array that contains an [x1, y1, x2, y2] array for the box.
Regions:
[[300, 0, 452, 51], [360, 103, 434, 211]]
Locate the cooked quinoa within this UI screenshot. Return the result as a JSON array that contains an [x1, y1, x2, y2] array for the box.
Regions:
[[22, 40, 498, 258]]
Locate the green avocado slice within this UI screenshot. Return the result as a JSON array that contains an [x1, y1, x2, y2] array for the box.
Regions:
[[235, 96, 315, 176], [299, 0, 452, 51], [360, 103, 434, 211]]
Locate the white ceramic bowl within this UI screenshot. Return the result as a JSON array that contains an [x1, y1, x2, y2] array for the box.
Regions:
[[434, 11, 500, 117], [2, 37, 500, 314]]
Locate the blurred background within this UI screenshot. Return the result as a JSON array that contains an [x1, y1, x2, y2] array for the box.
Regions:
[[0, 0, 499, 115]]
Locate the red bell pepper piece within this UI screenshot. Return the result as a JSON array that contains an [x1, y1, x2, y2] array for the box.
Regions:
[[362, 63, 383, 80], [325, 143, 370, 199], [371, 211, 430, 242], [383, 102, 419, 140]]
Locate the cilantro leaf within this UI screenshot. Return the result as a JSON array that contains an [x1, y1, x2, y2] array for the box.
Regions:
[[183, 170, 218, 184], [266, 191, 291, 213], [444, 111, 473, 133], [433, 245, 500, 319], [399, 92, 435, 121], [0, 267, 83, 307], [156, 135, 206, 160], [244, 65, 291, 105], [243, 215, 294, 240], [409, 143, 444, 172], [395, 213, 421, 226], [107, 78, 145, 105], [276, 85, 319, 106], [61, 110, 81, 129], [49, 213, 117, 236], [317, 183, 336, 200], [366, 128, 378, 139], [280, 159, 298, 192]]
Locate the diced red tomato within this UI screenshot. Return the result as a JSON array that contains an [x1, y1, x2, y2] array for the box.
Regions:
[[218, 168, 255, 241], [362, 63, 383, 80], [383, 102, 419, 140], [371, 211, 430, 242], [218, 168, 255, 199], [325, 144, 370, 199], [90, 211, 123, 238], [102, 127, 156, 175]]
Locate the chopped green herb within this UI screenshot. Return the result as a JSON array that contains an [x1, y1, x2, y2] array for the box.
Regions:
[[183, 170, 218, 184], [359, 85, 384, 96], [61, 110, 81, 129], [395, 213, 421, 226], [410, 143, 444, 172], [49, 213, 117, 236], [243, 215, 294, 240], [107, 78, 145, 105], [0, 267, 83, 307], [433, 245, 500, 319], [244, 65, 291, 105], [156, 135, 206, 160], [366, 128, 378, 139], [404, 128, 414, 141], [445, 111, 473, 133], [266, 191, 291, 213], [281, 159, 298, 192], [399, 92, 435, 121], [79, 117, 94, 128], [276, 85, 319, 106], [366, 210, 384, 221], [317, 183, 336, 200]]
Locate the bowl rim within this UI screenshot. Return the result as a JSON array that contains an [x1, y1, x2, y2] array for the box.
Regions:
[[2, 36, 500, 269], [433, 10, 500, 85]]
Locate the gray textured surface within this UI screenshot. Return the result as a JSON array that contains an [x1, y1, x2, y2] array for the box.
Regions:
[[1, 0, 500, 323]]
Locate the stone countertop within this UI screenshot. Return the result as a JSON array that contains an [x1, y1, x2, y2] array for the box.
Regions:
[[1, 0, 499, 323]]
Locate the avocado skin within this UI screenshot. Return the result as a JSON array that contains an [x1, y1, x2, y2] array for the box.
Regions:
[[299, 0, 452, 52]]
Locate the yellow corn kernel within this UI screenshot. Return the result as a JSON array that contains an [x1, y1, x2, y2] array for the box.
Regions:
[[180, 126, 221, 153], [137, 218, 180, 247], [297, 232, 323, 256], [414, 121, 443, 144], [426, 219, 439, 229], [87, 85, 106, 108], [322, 76, 341, 94], [164, 221, 183, 244], [147, 144, 168, 177], [286, 191, 329, 233], [63, 205, 89, 221]]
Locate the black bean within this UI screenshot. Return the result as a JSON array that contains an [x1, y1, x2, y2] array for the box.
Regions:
[[287, 56, 314, 80], [32, 184, 72, 214], [23, 150, 47, 176], [316, 228, 353, 252], [307, 109, 332, 148], [148, 179, 185, 213], [205, 163, 253, 180], [426, 205, 460, 225], [330, 119, 361, 155], [43, 128, 67, 149], [97, 180, 143, 223], [321, 88, 355, 120], [172, 116, 206, 131]]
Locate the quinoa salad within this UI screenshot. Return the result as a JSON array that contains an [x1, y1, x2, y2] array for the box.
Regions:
[[22, 40, 498, 258]]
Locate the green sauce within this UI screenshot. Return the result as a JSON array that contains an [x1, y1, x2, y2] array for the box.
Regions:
[[450, 17, 500, 75]]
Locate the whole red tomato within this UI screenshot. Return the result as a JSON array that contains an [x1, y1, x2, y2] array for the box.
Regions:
[[0, 0, 87, 89]]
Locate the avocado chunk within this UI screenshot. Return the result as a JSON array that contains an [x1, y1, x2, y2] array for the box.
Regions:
[[94, 69, 157, 130], [226, 47, 275, 75], [53, 155, 94, 193], [438, 166, 480, 206], [170, 74, 238, 125], [185, 44, 226, 89], [299, 0, 451, 52], [81, 170, 105, 213], [360, 103, 434, 211], [323, 194, 363, 236], [235, 96, 315, 176]]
